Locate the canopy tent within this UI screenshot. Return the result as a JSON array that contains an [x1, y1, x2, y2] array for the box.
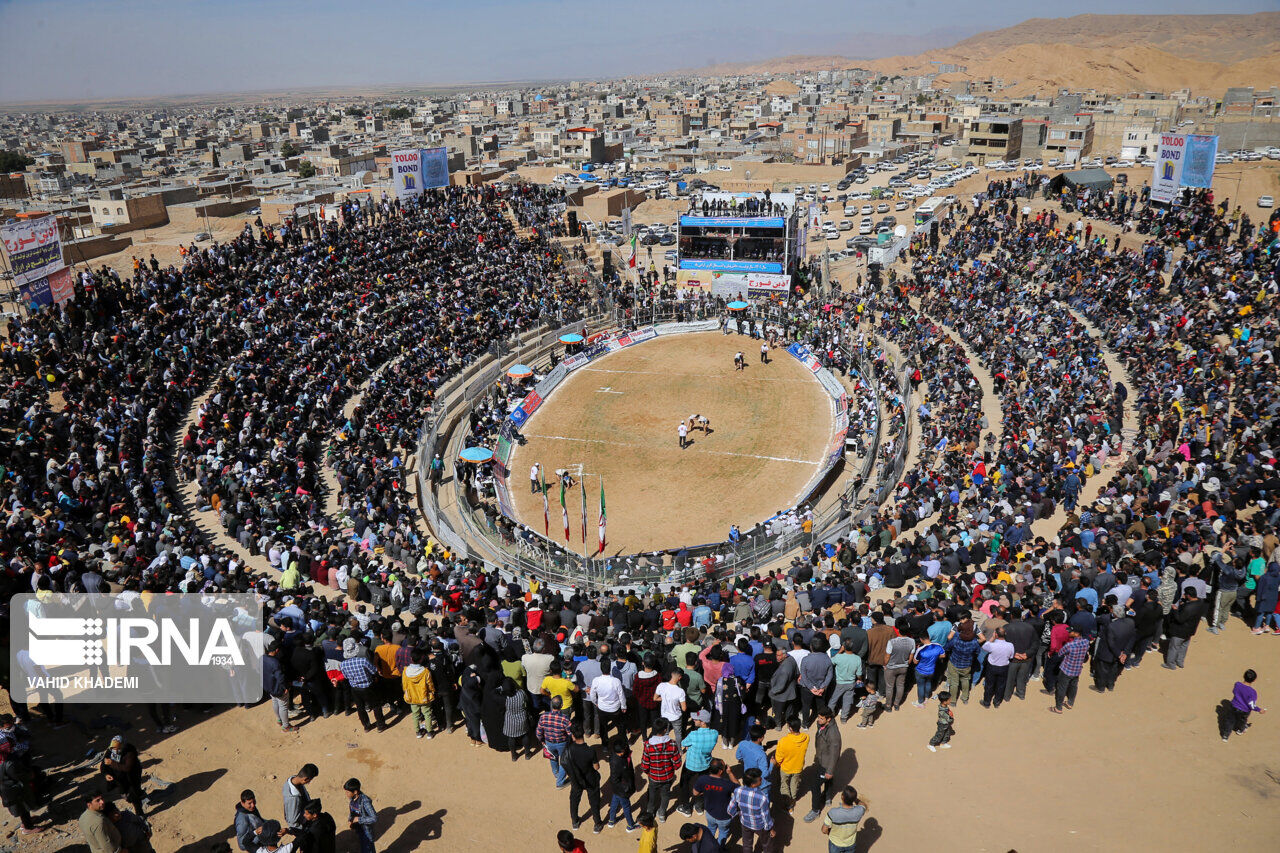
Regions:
[[1050, 168, 1114, 195], [458, 447, 494, 463]]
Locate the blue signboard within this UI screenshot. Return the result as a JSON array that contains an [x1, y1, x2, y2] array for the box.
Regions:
[[421, 146, 450, 189], [678, 258, 784, 274], [679, 216, 785, 229], [1181, 134, 1218, 189]]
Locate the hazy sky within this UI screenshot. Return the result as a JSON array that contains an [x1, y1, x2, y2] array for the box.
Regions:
[[0, 0, 1275, 103]]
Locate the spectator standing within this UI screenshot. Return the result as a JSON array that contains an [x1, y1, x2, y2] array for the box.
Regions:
[[641, 718, 682, 823], [344, 778, 377, 853], [604, 736, 639, 832], [727, 768, 774, 853], [775, 716, 809, 812], [804, 706, 841, 823], [537, 695, 573, 788], [821, 786, 866, 853], [563, 725, 605, 835], [1050, 628, 1089, 714]]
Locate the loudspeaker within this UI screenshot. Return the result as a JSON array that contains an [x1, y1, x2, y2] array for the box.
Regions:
[[603, 252, 614, 275], [567, 210, 580, 237]]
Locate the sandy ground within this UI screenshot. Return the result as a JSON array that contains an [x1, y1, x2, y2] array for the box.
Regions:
[[10, 618, 1280, 853], [507, 332, 836, 557]]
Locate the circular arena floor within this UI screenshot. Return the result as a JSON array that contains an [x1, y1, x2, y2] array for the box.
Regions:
[[507, 332, 837, 556]]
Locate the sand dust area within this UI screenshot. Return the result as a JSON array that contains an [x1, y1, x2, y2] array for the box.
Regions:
[[507, 332, 837, 557]]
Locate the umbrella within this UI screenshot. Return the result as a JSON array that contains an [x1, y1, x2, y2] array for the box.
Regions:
[[458, 447, 494, 464], [506, 363, 534, 379], [727, 301, 749, 311], [559, 333, 585, 344]]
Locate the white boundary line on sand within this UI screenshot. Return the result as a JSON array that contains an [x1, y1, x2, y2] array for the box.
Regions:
[[520, 432, 822, 466]]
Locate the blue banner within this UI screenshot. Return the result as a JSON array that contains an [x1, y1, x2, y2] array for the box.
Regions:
[[1181, 134, 1218, 189], [680, 216, 785, 229], [421, 146, 450, 189], [679, 258, 784, 273]]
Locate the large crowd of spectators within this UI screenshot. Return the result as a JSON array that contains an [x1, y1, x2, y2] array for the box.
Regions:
[[2, 176, 1277, 853]]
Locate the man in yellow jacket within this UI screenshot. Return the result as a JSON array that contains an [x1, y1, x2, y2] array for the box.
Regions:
[[402, 648, 436, 739]]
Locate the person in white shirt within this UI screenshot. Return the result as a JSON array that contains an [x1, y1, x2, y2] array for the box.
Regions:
[[655, 669, 687, 742], [980, 628, 1016, 710], [589, 669, 627, 744], [530, 464, 540, 494]]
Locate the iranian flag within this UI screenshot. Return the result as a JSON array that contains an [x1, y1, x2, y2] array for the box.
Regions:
[[598, 481, 607, 553], [540, 466, 549, 537], [628, 234, 637, 269], [560, 478, 570, 541], [580, 480, 588, 546]]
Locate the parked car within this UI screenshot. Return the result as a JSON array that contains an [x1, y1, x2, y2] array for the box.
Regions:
[[1260, 195, 1275, 208], [838, 219, 853, 231], [876, 202, 889, 213]]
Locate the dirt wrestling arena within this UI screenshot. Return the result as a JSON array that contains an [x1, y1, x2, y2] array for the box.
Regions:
[[507, 332, 837, 556]]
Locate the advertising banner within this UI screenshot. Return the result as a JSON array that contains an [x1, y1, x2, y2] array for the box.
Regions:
[[533, 362, 569, 399], [18, 267, 75, 309], [390, 149, 423, 200], [508, 389, 543, 428], [678, 258, 784, 274], [420, 146, 450, 189], [787, 342, 823, 374], [1181, 134, 1219, 189], [564, 341, 611, 370], [818, 369, 846, 402], [10, 593, 264, 703], [679, 215, 786, 229], [606, 326, 657, 352], [654, 319, 720, 336], [2, 215, 64, 285], [1151, 134, 1186, 204]]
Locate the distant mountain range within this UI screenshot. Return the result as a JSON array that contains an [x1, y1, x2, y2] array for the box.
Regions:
[[672, 13, 1280, 95]]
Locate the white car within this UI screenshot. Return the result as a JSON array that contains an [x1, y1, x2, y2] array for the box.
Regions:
[[895, 200, 909, 211], [715, 164, 732, 171], [859, 220, 873, 235], [1115, 160, 1134, 168], [1260, 196, 1275, 208], [844, 206, 857, 216], [820, 184, 830, 192], [876, 202, 890, 213], [860, 205, 872, 215], [839, 219, 853, 231]]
